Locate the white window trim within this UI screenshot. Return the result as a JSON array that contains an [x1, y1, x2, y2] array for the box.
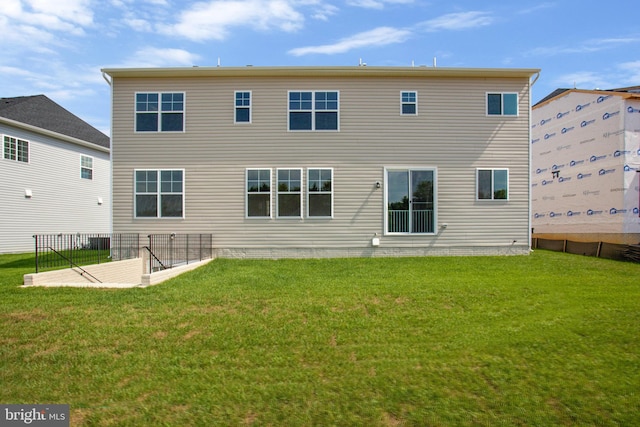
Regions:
[[234, 90, 252, 124], [3, 134, 29, 163], [80, 155, 93, 180], [400, 91, 418, 116], [486, 92, 519, 117], [476, 168, 509, 201], [246, 168, 273, 219], [306, 167, 334, 219], [134, 91, 186, 133], [287, 90, 340, 132], [134, 169, 186, 219], [276, 168, 303, 219], [384, 166, 438, 235]]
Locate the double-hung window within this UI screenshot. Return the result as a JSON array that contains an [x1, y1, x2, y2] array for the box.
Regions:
[[247, 169, 271, 218], [277, 168, 302, 218], [487, 92, 518, 116], [307, 168, 333, 217], [80, 155, 93, 180], [289, 91, 338, 131], [136, 92, 184, 132], [477, 168, 508, 200], [401, 91, 417, 115], [235, 91, 251, 123], [386, 168, 436, 234], [3, 135, 29, 163], [135, 169, 184, 218]]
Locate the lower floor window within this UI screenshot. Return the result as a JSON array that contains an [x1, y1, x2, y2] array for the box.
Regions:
[[277, 168, 302, 217], [135, 169, 184, 218], [386, 168, 435, 234], [247, 168, 271, 217], [308, 168, 333, 217], [477, 168, 508, 200]]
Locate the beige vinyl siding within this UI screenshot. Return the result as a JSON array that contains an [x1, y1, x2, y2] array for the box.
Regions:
[[111, 72, 532, 256]]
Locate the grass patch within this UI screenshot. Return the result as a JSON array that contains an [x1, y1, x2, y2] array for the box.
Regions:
[[1, 251, 638, 425]]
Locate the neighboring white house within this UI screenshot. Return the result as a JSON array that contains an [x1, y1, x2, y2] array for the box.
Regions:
[[0, 95, 111, 253], [102, 65, 539, 258], [531, 87, 640, 244]]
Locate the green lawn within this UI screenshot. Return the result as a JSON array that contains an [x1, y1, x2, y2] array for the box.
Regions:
[[1, 251, 638, 426]]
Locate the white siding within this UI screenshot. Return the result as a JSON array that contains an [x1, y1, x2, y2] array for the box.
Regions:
[[111, 72, 532, 257], [0, 124, 110, 253], [531, 90, 640, 243]]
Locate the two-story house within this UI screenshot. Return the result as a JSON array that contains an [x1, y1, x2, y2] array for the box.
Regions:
[[531, 87, 640, 245], [0, 95, 111, 254], [101, 66, 539, 258]]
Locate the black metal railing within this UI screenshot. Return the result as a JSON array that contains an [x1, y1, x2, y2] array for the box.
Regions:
[[146, 234, 213, 273], [33, 233, 140, 273], [532, 238, 640, 263]]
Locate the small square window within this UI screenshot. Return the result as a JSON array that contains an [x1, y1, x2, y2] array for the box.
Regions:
[[401, 91, 417, 115], [235, 91, 251, 123], [81, 155, 93, 180], [477, 168, 509, 200]]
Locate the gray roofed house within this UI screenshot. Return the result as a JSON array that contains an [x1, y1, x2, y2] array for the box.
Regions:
[[0, 95, 109, 149], [0, 94, 111, 253]]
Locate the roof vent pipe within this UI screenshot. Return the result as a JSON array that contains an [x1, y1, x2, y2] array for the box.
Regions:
[[433, 57, 437, 67]]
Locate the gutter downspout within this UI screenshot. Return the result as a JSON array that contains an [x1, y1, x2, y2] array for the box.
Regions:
[[528, 72, 540, 251], [101, 71, 113, 240], [102, 72, 112, 86]]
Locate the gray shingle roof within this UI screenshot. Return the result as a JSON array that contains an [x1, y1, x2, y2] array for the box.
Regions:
[[0, 95, 109, 149]]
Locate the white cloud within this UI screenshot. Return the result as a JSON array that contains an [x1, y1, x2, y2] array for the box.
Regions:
[[420, 11, 493, 32], [617, 61, 640, 87], [346, 0, 413, 10], [527, 37, 640, 57], [0, 0, 94, 51], [118, 47, 202, 67], [163, 0, 304, 41], [289, 26, 412, 56], [311, 3, 339, 20], [554, 71, 611, 90], [517, 3, 554, 15]]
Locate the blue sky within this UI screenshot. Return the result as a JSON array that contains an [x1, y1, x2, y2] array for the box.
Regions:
[[1, 0, 638, 136]]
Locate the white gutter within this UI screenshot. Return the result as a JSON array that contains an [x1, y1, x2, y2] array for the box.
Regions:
[[102, 72, 112, 86]]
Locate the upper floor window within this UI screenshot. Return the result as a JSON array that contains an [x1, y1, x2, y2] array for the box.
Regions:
[[289, 91, 339, 131], [477, 168, 508, 200], [401, 91, 417, 115], [135, 169, 184, 218], [135, 92, 184, 132], [3, 135, 29, 163], [235, 91, 251, 123], [80, 155, 93, 180], [487, 93, 518, 116]]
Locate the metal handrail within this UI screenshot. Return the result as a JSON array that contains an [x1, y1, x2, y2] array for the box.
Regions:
[[143, 246, 168, 272], [47, 247, 102, 283]]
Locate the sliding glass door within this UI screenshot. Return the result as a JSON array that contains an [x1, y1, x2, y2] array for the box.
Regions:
[[386, 169, 435, 234]]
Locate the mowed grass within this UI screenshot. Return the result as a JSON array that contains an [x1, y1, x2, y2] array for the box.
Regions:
[[0, 251, 638, 426]]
